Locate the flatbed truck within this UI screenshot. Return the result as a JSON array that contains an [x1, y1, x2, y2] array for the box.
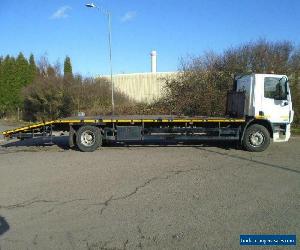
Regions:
[[1, 73, 294, 152]]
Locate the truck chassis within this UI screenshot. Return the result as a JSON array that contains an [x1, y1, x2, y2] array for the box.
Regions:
[[1, 115, 273, 152]]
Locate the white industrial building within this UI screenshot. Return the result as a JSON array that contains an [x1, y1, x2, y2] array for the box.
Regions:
[[99, 51, 178, 103]]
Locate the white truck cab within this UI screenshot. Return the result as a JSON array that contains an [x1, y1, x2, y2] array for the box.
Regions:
[[236, 73, 294, 142]]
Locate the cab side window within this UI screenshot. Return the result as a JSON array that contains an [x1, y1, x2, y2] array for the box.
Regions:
[[264, 77, 287, 100]]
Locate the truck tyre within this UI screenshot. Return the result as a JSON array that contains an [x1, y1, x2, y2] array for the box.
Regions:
[[76, 125, 102, 152], [242, 124, 270, 152]]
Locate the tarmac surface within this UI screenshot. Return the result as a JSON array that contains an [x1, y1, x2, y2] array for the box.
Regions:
[[0, 122, 299, 249]]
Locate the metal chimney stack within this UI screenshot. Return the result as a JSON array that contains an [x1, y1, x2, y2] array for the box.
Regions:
[[150, 50, 157, 73]]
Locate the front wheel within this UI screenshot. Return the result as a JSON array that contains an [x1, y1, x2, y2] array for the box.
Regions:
[[76, 125, 102, 152], [242, 124, 270, 152]]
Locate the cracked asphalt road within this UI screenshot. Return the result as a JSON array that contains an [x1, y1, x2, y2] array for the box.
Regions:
[[0, 124, 299, 249]]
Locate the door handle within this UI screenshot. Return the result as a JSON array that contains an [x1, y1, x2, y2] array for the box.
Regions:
[[283, 101, 288, 106]]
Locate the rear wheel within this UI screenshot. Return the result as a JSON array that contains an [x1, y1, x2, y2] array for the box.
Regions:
[[76, 125, 102, 152], [242, 124, 270, 152]]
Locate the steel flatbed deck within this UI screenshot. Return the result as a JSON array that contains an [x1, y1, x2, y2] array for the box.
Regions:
[[1, 116, 245, 138]]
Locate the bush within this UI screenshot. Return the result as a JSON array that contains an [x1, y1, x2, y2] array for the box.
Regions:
[[22, 61, 134, 121], [160, 39, 300, 120]]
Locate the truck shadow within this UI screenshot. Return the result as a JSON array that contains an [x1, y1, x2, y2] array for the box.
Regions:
[[1, 136, 70, 150], [194, 146, 300, 174], [0, 216, 9, 236], [1, 136, 240, 151], [110, 141, 240, 150]]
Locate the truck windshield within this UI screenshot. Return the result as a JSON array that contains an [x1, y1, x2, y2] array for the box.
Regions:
[[264, 77, 288, 100]]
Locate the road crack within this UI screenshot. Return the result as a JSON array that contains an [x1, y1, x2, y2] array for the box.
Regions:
[[0, 197, 87, 213], [87, 166, 205, 215], [1, 166, 208, 216], [0, 197, 57, 209], [44, 198, 87, 214]]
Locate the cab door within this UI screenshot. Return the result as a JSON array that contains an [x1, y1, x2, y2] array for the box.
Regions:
[[262, 76, 291, 123]]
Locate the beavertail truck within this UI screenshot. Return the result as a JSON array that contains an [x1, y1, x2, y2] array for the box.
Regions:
[[1, 73, 294, 152]]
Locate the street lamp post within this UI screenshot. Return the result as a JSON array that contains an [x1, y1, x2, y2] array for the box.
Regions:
[[85, 3, 114, 115]]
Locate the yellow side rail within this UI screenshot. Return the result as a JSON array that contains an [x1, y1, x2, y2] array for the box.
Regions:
[[1, 118, 246, 137]]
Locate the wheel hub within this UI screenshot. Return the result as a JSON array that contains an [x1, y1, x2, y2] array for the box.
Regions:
[[81, 130, 95, 146], [249, 131, 264, 147]]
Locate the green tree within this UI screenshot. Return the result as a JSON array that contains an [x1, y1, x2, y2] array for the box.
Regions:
[[28, 53, 37, 83], [0, 53, 38, 117], [16, 52, 30, 87], [0, 55, 19, 114], [63, 56, 73, 77]]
